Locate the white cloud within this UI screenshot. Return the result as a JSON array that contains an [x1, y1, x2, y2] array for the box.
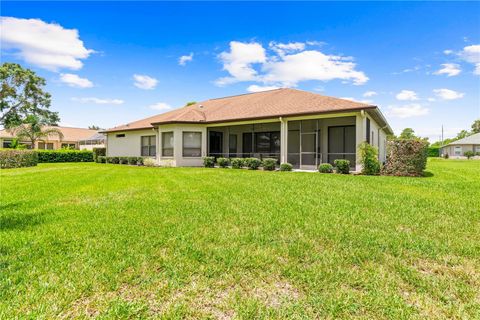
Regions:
[[216, 41, 368, 87], [269, 41, 306, 55], [363, 91, 377, 97], [396, 90, 418, 101], [434, 63, 461, 77], [59, 73, 93, 88], [246, 85, 280, 92], [427, 97, 436, 102], [215, 41, 267, 86], [443, 49, 453, 55], [433, 88, 465, 100], [178, 53, 193, 66], [71, 97, 124, 105], [149, 102, 172, 111], [262, 50, 368, 86], [0, 17, 93, 71], [459, 44, 480, 75], [340, 97, 354, 101], [133, 74, 158, 90], [389, 104, 429, 118]]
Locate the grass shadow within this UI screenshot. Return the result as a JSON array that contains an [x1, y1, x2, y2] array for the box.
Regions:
[[423, 171, 434, 178], [0, 203, 46, 231]]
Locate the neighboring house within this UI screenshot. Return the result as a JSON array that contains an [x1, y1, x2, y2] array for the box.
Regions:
[[440, 133, 480, 158], [78, 132, 106, 150], [103, 88, 393, 171], [0, 126, 100, 150]]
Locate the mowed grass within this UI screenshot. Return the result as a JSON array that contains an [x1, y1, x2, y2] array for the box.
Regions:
[[0, 159, 479, 319]]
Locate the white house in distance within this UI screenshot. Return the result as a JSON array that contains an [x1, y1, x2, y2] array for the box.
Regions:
[[440, 133, 480, 158], [103, 88, 393, 170]]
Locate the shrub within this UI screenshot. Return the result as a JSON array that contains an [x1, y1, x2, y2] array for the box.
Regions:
[[217, 157, 230, 168], [444, 153, 449, 159], [37, 150, 94, 163], [144, 158, 156, 167], [334, 159, 350, 174], [262, 158, 277, 171], [382, 139, 428, 177], [98, 156, 106, 163], [464, 150, 475, 159], [111, 157, 120, 164], [0, 149, 38, 169], [244, 157, 261, 170], [231, 158, 245, 169], [279, 163, 293, 171], [358, 142, 380, 175], [119, 157, 129, 164], [137, 157, 144, 165], [92, 147, 106, 162], [106, 157, 113, 163], [476, 152, 480, 156], [127, 157, 138, 165], [203, 156, 215, 168], [318, 163, 333, 173], [427, 146, 440, 157]]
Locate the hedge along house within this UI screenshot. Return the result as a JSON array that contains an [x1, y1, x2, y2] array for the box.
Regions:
[[103, 88, 393, 170]]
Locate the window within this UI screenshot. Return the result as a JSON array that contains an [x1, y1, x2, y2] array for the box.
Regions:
[[141, 135, 156, 156], [3, 140, 12, 148], [162, 132, 174, 157], [183, 132, 202, 157], [38, 142, 54, 150], [229, 134, 237, 156], [116, 133, 125, 138], [243, 132, 253, 155], [366, 118, 371, 144], [61, 143, 76, 149], [454, 146, 462, 156]]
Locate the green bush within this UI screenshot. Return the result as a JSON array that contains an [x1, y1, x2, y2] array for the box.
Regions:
[[334, 159, 350, 174], [231, 158, 245, 169], [476, 152, 480, 156], [382, 139, 428, 177], [0, 149, 38, 169], [92, 147, 106, 162], [119, 157, 129, 164], [444, 153, 449, 159], [279, 163, 293, 171], [127, 157, 138, 165], [203, 156, 215, 168], [244, 158, 261, 170], [216, 157, 230, 168], [318, 163, 333, 173], [111, 157, 120, 164], [37, 150, 94, 163], [427, 146, 440, 157], [464, 150, 475, 159], [137, 157, 144, 165], [262, 158, 277, 171], [98, 156, 106, 163], [358, 142, 380, 175]]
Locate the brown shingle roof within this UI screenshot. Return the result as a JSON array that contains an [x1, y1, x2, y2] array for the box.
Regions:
[[104, 88, 378, 132], [0, 126, 99, 142]]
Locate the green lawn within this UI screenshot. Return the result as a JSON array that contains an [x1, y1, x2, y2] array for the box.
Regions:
[[1, 159, 479, 319]]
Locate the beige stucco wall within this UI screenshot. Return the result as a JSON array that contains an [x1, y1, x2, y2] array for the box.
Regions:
[[158, 124, 207, 167], [106, 128, 157, 157], [441, 144, 478, 158]]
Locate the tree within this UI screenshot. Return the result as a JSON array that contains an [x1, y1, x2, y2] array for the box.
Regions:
[[455, 130, 470, 140], [471, 119, 480, 134], [399, 128, 417, 140], [0, 63, 59, 129], [9, 115, 64, 149], [88, 125, 100, 130], [185, 101, 197, 107]]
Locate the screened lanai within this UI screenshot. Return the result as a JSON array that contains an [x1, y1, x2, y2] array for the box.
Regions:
[[206, 116, 356, 170]]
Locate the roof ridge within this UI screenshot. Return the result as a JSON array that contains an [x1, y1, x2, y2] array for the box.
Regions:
[[208, 88, 285, 101]]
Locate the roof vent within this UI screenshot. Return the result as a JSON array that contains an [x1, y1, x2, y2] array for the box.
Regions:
[[199, 104, 204, 109]]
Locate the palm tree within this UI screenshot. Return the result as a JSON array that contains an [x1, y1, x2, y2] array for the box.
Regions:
[[9, 116, 64, 149]]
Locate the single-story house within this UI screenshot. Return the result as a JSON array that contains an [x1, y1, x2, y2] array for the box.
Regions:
[[440, 133, 480, 158], [103, 88, 393, 171], [0, 126, 101, 150]]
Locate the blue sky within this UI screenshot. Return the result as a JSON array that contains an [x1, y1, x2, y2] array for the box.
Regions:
[[1, 1, 479, 141]]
